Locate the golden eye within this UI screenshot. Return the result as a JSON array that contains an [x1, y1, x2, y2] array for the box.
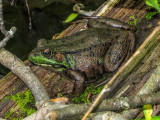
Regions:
[[43, 49, 52, 57], [55, 53, 64, 62]]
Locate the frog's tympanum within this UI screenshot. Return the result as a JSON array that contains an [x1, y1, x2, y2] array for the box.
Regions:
[[29, 18, 136, 95]]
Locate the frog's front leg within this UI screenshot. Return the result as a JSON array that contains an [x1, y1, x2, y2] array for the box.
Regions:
[[66, 70, 85, 95], [88, 18, 136, 31]]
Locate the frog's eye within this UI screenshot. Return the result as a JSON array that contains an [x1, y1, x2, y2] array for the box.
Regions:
[[55, 53, 64, 62], [43, 49, 52, 57]]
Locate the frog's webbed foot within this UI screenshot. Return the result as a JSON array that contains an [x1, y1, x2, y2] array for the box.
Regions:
[[88, 18, 136, 31], [66, 70, 85, 95]]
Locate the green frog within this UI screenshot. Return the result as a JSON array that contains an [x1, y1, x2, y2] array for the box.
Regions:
[[29, 18, 136, 95]]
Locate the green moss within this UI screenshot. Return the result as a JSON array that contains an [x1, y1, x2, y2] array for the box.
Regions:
[[98, 58, 103, 64], [5, 90, 36, 120], [2, 96, 11, 101], [72, 84, 103, 104], [57, 93, 63, 97], [128, 14, 137, 26], [145, 11, 158, 20], [66, 54, 76, 68]]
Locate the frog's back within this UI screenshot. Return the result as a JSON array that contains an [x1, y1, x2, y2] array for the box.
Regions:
[[49, 28, 127, 53], [62, 28, 133, 80], [65, 48, 106, 80]]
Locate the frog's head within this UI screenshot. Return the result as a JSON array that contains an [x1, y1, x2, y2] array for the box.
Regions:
[[28, 39, 69, 72]]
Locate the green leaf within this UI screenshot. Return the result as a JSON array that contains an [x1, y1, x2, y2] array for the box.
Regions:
[[8, 90, 36, 119], [142, 104, 153, 120], [64, 13, 78, 23], [152, 116, 160, 120], [145, 0, 160, 13]]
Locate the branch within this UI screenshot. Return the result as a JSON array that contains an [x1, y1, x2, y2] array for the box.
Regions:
[[45, 92, 160, 119], [25, 0, 32, 29], [92, 0, 120, 16], [0, 48, 51, 108], [0, 27, 16, 48], [88, 111, 128, 120], [0, 118, 5, 120], [0, 0, 16, 48], [23, 103, 68, 120]]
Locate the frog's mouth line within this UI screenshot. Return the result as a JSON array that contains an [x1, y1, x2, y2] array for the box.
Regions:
[[33, 61, 68, 69], [52, 64, 67, 68], [33, 62, 68, 70], [29, 55, 69, 69]]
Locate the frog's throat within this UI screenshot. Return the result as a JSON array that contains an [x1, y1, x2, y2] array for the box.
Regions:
[[29, 55, 69, 69]]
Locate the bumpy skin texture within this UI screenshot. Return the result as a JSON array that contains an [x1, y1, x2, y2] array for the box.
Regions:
[[29, 18, 135, 95]]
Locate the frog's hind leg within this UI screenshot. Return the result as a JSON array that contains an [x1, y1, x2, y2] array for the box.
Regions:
[[122, 31, 135, 62], [104, 31, 131, 72]]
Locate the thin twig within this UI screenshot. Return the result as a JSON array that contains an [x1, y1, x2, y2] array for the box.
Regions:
[[10, 0, 15, 6], [93, 0, 120, 16], [25, 0, 32, 29], [0, 27, 17, 48], [0, 0, 16, 48]]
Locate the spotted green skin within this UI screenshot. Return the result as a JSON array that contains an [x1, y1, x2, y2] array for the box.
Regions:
[[29, 18, 136, 95]]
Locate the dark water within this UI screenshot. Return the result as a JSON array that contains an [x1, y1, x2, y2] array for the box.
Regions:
[[0, 0, 106, 76]]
